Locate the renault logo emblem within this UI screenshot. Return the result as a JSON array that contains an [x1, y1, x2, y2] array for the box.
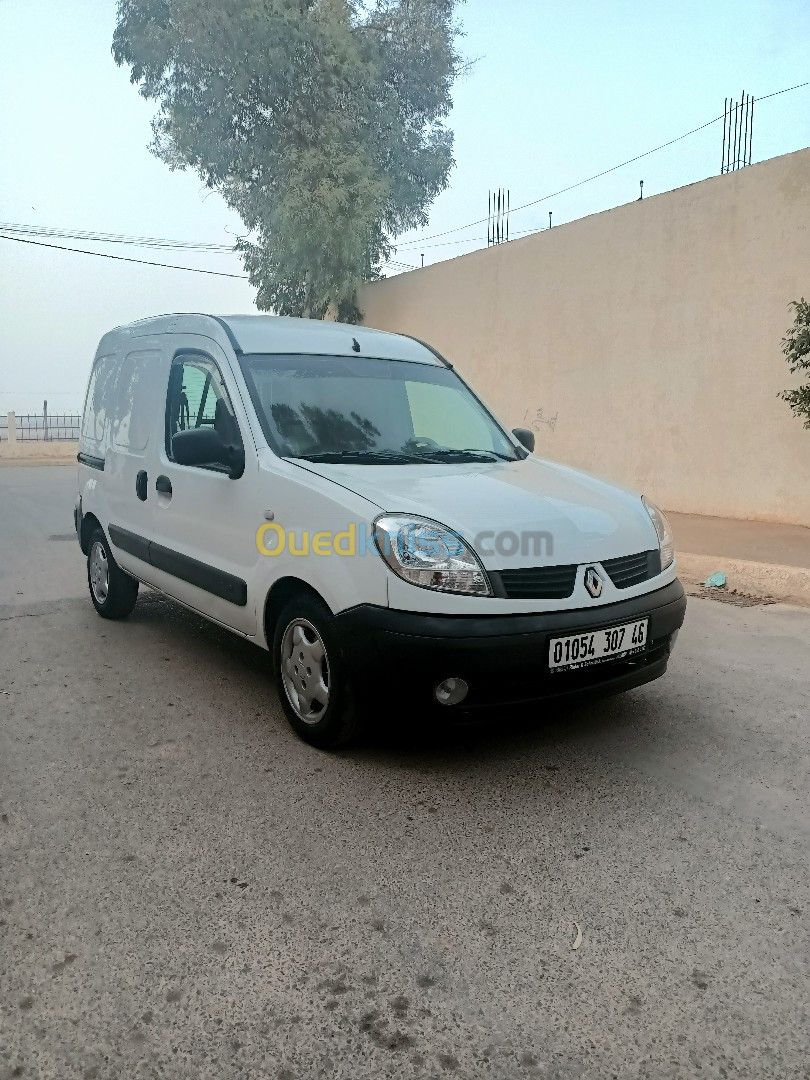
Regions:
[[584, 567, 603, 598]]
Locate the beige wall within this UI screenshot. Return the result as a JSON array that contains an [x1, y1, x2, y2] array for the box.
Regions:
[[359, 148, 810, 526]]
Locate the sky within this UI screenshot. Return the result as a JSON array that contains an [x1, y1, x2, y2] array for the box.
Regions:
[[1, 0, 808, 413]]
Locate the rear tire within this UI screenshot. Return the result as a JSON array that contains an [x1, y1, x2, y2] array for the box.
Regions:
[[272, 593, 362, 749], [87, 527, 139, 620]]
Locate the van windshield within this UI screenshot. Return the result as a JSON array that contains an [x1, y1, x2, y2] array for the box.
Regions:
[[239, 354, 520, 464]]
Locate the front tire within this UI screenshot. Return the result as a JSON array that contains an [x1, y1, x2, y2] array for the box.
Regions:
[[87, 527, 139, 620], [272, 593, 362, 749]]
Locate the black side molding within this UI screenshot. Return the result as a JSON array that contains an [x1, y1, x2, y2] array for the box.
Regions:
[[108, 525, 247, 607], [149, 541, 247, 606], [108, 526, 151, 564], [77, 452, 105, 471]]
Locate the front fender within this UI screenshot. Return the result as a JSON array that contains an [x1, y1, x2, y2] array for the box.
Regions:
[[256, 533, 389, 648]]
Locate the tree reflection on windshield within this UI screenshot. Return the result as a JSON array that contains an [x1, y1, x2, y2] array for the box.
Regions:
[[271, 401, 381, 455], [242, 353, 520, 463]]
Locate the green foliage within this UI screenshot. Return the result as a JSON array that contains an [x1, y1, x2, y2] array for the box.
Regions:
[[779, 298, 810, 429], [113, 0, 463, 320]]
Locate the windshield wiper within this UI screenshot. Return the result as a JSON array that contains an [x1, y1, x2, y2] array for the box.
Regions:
[[295, 448, 517, 465], [423, 448, 516, 462], [294, 449, 429, 464]]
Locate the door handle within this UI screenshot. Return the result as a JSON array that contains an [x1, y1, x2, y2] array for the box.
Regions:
[[155, 475, 172, 495], [136, 470, 148, 501]]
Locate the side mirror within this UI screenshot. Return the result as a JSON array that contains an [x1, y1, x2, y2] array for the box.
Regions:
[[512, 427, 535, 453], [172, 427, 245, 479]]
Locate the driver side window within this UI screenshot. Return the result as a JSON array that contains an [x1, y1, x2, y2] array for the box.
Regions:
[[166, 353, 242, 462]]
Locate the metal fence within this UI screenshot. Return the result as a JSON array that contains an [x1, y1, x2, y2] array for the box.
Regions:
[[16, 414, 81, 441]]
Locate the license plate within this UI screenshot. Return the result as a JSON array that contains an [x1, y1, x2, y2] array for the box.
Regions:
[[548, 618, 649, 672]]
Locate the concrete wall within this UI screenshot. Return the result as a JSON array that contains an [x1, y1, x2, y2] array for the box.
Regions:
[[359, 148, 810, 526]]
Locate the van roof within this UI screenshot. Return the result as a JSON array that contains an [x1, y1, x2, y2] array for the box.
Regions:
[[105, 313, 444, 366]]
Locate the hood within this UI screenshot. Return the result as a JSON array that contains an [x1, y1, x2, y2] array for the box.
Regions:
[[294, 457, 660, 569]]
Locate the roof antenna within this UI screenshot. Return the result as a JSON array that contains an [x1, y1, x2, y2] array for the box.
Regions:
[[351, 337, 361, 353]]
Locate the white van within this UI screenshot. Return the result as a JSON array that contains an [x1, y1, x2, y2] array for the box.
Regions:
[[76, 314, 686, 747]]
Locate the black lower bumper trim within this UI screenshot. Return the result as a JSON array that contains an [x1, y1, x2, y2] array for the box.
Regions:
[[335, 580, 686, 710]]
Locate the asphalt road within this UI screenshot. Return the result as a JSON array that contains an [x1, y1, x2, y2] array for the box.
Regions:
[[1, 466, 808, 1080]]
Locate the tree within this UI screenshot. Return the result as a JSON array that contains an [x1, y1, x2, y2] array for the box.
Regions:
[[779, 299, 810, 429], [113, 0, 463, 320]]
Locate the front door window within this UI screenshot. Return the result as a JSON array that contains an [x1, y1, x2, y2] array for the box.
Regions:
[[166, 353, 242, 465]]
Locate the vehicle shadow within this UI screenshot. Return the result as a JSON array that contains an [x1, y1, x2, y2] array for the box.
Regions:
[[126, 588, 648, 765], [357, 692, 639, 764]]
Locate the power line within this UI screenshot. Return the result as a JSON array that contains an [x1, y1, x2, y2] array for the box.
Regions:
[[758, 79, 810, 102], [3, 78, 806, 271], [396, 79, 810, 250], [3, 222, 421, 269], [0, 222, 236, 253], [398, 226, 545, 253], [0, 233, 249, 278], [2, 225, 420, 282], [2, 228, 418, 283], [2, 221, 419, 273], [398, 117, 722, 247]]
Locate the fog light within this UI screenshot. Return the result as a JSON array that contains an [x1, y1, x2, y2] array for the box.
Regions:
[[434, 677, 469, 706]]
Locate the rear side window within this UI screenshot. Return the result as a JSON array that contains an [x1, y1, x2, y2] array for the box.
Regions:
[[81, 354, 119, 447], [113, 351, 161, 451], [165, 352, 242, 459]]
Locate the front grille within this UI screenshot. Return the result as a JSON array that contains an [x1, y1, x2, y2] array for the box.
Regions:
[[601, 549, 661, 589], [492, 549, 661, 598], [494, 564, 578, 600]]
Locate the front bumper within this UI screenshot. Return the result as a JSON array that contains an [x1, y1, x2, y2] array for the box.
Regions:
[[335, 579, 686, 712]]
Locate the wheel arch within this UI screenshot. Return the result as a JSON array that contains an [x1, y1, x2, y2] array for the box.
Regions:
[[263, 576, 331, 651], [80, 512, 103, 555]]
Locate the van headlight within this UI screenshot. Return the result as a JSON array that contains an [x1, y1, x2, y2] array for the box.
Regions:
[[642, 497, 675, 570], [374, 515, 493, 596]]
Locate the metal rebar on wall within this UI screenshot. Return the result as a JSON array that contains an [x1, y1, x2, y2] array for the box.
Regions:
[[721, 93, 754, 174], [487, 188, 511, 246]]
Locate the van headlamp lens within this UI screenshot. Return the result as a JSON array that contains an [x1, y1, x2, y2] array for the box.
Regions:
[[642, 497, 675, 570], [374, 515, 493, 597]]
